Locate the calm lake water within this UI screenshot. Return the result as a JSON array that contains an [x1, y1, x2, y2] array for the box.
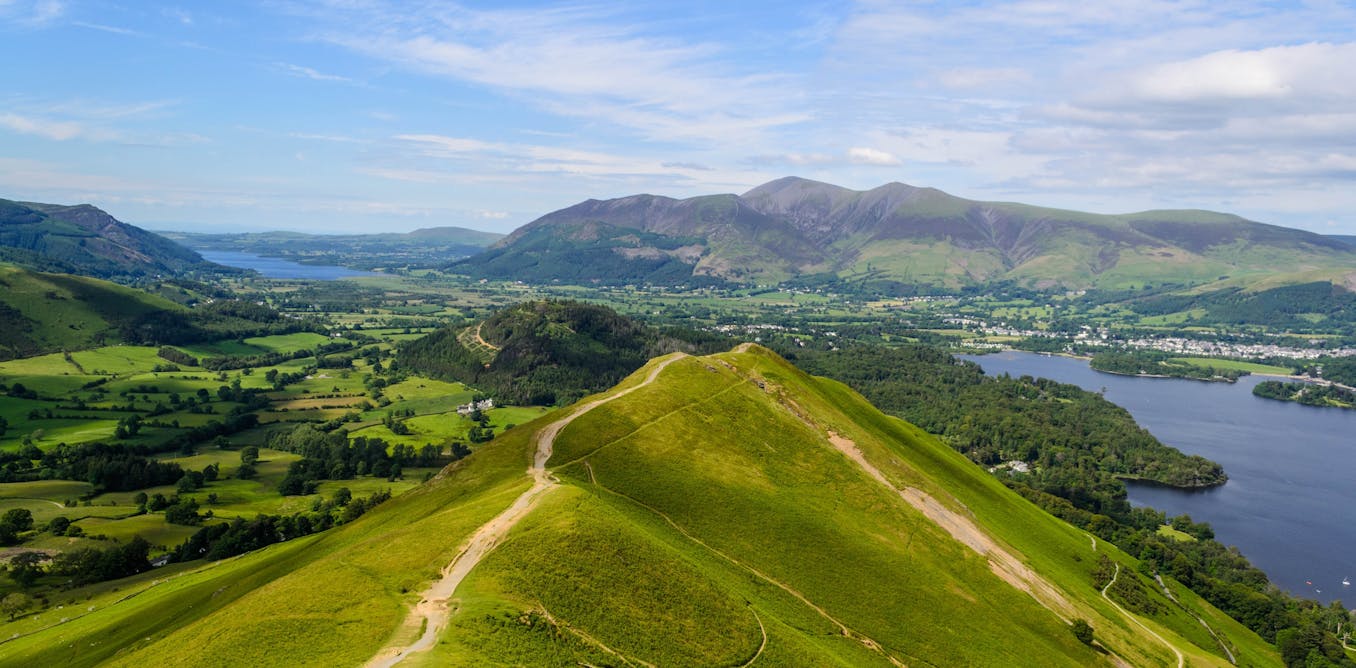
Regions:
[[200, 250, 379, 280], [960, 351, 1356, 604]]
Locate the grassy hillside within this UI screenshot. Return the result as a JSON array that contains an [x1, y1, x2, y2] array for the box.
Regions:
[[2, 346, 1280, 666], [0, 264, 187, 360], [0, 264, 324, 360]]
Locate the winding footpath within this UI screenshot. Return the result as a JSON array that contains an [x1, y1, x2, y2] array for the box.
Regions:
[[472, 322, 500, 352], [1101, 563, 1185, 668], [1154, 573, 1236, 664], [365, 354, 686, 668]]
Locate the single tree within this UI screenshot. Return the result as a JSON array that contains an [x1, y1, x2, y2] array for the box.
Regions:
[[7, 552, 45, 588], [1, 592, 33, 620], [1071, 619, 1095, 645]]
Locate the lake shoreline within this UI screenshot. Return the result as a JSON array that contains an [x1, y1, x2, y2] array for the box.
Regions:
[[197, 250, 382, 280], [962, 350, 1356, 604]]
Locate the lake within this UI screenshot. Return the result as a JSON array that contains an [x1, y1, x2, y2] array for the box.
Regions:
[[960, 351, 1356, 604], [200, 250, 380, 280]]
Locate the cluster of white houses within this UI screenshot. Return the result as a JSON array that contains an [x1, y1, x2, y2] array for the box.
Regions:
[[457, 398, 494, 415]]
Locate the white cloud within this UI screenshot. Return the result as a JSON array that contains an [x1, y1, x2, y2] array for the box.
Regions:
[[1117, 42, 1356, 105], [846, 146, 900, 166]]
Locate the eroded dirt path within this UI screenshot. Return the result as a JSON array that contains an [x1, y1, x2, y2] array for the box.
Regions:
[[826, 432, 1077, 620], [473, 321, 500, 351], [365, 354, 686, 668]]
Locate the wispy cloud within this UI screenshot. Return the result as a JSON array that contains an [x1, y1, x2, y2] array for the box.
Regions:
[[0, 112, 92, 140], [277, 62, 354, 83], [0, 99, 195, 145], [302, 2, 808, 144], [72, 21, 142, 36], [0, 0, 63, 27], [936, 67, 1031, 90]]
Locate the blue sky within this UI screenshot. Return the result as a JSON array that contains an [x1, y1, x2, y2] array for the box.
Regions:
[[2, 1, 1355, 234]]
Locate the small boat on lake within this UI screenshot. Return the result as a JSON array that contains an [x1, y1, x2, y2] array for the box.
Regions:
[[1344, 577, 1351, 586]]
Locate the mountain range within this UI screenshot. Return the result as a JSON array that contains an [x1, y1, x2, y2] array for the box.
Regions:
[[0, 199, 223, 279], [455, 177, 1356, 290]]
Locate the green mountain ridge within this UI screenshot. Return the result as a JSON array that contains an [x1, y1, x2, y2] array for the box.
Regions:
[[0, 263, 324, 361], [0, 199, 224, 280], [454, 177, 1356, 290], [3, 345, 1279, 666], [0, 264, 188, 360]]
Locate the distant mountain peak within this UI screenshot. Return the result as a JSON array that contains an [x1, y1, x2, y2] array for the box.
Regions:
[[453, 177, 1356, 289], [1, 198, 223, 279]]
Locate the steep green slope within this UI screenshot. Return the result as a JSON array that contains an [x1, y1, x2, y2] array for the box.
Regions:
[[0, 199, 221, 279], [2, 347, 1281, 667], [0, 263, 322, 360], [0, 263, 187, 360]]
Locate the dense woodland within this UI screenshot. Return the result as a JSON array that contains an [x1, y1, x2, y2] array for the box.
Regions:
[[1127, 281, 1356, 332], [787, 344, 1227, 509], [1304, 356, 1356, 387], [1254, 380, 1356, 408], [268, 424, 461, 495]]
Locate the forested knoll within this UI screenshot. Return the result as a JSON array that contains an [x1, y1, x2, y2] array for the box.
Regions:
[[398, 300, 727, 405], [1091, 350, 1246, 382]]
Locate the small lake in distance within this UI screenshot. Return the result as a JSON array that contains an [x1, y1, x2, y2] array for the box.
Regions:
[[960, 350, 1356, 604], [200, 250, 380, 280]]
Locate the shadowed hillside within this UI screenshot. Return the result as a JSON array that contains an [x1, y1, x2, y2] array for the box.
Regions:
[[0, 199, 224, 280]]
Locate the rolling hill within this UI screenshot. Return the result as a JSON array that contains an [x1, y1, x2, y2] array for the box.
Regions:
[[0, 264, 189, 360], [0, 199, 223, 279], [454, 177, 1356, 290], [2, 345, 1280, 666], [0, 263, 324, 361]]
